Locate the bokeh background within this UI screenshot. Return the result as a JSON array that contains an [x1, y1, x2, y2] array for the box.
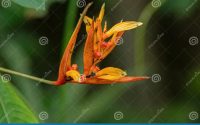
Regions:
[[0, 0, 200, 123]]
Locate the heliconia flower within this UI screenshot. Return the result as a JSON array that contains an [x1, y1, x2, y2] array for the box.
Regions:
[[55, 3, 149, 85], [0, 2, 149, 86]]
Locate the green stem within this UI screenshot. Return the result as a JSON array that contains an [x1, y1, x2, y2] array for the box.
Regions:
[[0, 67, 55, 85], [134, 0, 167, 74]]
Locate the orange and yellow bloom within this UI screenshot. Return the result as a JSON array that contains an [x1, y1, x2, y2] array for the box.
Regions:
[[0, 2, 150, 86], [0, 2, 149, 86], [55, 2, 149, 85]]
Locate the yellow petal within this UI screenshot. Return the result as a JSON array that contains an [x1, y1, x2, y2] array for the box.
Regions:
[[83, 16, 93, 33], [103, 21, 107, 32], [66, 70, 81, 82], [98, 3, 105, 23], [96, 67, 127, 77], [105, 21, 143, 38], [97, 74, 123, 80], [83, 16, 93, 24]]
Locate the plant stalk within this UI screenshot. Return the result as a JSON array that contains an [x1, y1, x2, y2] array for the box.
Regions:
[[0, 67, 55, 85]]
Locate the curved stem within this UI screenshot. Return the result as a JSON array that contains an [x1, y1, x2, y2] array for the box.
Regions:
[[0, 67, 55, 85], [134, 0, 167, 74]]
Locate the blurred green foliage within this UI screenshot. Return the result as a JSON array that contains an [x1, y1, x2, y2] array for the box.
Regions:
[[0, 79, 38, 123], [0, 0, 200, 123]]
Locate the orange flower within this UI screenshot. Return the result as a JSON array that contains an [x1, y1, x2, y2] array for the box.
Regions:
[[55, 3, 149, 85], [0, 2, 149, 86]]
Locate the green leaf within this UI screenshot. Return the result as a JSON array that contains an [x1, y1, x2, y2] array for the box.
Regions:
[[0, 79, 39, 123], [61, 0, 78, 53], [12, 0, 46, 11]]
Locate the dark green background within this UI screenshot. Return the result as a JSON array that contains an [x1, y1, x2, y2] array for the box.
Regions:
[[0, 0, 200, 123]]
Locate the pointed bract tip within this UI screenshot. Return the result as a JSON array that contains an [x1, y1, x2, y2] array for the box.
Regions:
[[142, 76, 151, 79], [102, 3, 105, 8], [137, 22, 143, 26], [88, 2, 94, 6]]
